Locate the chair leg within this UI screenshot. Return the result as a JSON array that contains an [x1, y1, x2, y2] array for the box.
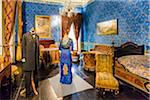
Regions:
[[98, 88, 106, 97], [114, 90, 119, 95], [102, 91, 106, 95]]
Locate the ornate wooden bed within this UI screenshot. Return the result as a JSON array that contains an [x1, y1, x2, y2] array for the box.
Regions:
[[114, 42, 150, 94]]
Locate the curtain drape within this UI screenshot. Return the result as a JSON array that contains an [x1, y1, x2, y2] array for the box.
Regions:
[[61, 15, 72, 38], [3, 0, 17, 66], [73, 13, 82, 51], [61, 13, 82, 51], [16, 0, 22, 61]]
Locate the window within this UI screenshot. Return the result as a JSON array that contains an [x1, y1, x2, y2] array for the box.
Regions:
[[68, 23, 81, 52], [68, 24, 77, 51]]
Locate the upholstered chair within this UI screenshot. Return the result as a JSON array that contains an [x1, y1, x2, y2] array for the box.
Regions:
[[82, 45, 113, 72], [72, 50, 79, 63], [49, 44, 60, 65], [95, 54, 119, 95], [39, 45, 45, 58], [82, 52, 96, 71], [0, 55, 4, 72]]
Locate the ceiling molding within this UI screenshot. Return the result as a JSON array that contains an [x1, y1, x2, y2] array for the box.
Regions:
[[23, 0, 92, 7]]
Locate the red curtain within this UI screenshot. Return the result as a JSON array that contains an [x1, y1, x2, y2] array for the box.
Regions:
[[61, 13, 82, 51], [61, 15, 72, 38], [73, 13, 82, 51], [3, 0, 17, 66]]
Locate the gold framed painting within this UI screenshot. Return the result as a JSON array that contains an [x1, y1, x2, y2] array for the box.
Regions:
[[97, 19, 118, 35], [35, 15, 51, 39]]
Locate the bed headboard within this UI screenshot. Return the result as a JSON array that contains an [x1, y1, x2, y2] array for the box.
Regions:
[[114, 42, 144, 58]]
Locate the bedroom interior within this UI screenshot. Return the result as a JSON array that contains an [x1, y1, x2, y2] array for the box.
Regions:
[[0, 0, 149, 100]]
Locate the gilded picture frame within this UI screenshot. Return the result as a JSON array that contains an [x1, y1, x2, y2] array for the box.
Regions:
[[97, 19, 118, 35], [35, 15, 51, 39]]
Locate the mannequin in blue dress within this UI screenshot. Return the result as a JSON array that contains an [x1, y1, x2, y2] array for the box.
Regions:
[[59, 33, 73, 84]]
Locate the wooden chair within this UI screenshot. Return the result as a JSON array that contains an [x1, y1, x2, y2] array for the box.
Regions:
[[82, 52, 96, 71], [39, 45, 44, 58], [95, 54, 119, 95], [39, 45, 47, 68], [49, 44, 60, 65], [72, 50, 79, 63]]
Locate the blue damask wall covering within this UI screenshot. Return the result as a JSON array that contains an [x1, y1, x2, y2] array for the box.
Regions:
[[22, 1, 149, 51], [22, 2, 62, 42], [82, 0, 149, 51]]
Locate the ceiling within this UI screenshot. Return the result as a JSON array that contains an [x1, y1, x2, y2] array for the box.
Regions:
[[24, 0, 92, 7]]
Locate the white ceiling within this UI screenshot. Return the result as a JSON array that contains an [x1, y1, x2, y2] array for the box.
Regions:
[[24, 0, 92, 7]]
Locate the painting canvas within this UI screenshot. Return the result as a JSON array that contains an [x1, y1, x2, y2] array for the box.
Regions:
[[97, 19, 118, 35], [35, 15, 51, 39]]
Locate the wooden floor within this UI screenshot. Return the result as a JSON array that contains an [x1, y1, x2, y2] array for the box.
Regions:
[[4, 62, 149, 100]]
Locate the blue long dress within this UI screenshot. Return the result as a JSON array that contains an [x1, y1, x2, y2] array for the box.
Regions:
[[59, 38, 73, 84]]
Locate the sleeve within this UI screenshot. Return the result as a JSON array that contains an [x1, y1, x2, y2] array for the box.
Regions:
[[22, 34, 26, 58], [70, 39, 73, 51], [59, 40, 62, 50], [37, 36, 40, 59], [36, 36, 40, 70]]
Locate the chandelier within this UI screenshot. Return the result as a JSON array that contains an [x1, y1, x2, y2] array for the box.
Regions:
[[60, 1, 76, 17]]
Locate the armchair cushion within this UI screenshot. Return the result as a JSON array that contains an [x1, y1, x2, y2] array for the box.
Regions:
[[96, 54, 113, 73], [96, 72, 119, 90]]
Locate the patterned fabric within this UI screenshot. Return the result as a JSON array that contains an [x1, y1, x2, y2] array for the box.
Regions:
[[61, 38, 73, 49], [16, 1, 22, 61], [96, 54, 113, 73], [118, 55, 150, 80], [95, 54, 119, 90], [59, 38, 73, 84], [83, 1, 149, 48], [0, 56, 4, 72], [96, 72, 119, 90], [49, 44, 60, 64], [83, 52, 96, 69], [39, 45, 44, 57], [94, 45, 113, 55], [3, 0, 17, 65]]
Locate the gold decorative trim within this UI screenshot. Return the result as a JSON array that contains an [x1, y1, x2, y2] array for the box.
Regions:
[[35, 15, 51, 39]]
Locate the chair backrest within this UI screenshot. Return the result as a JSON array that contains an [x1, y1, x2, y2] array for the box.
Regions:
[[96, 54, 113, 74], [39, 45, 44, 57], [83, 52, 96, 67], [93, 45, 113, 55], [49, 44, 60, 63], [49, 44, 58, 48]]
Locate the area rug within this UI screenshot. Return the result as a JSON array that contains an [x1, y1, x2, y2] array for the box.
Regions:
[[48, 73, 93, 98]]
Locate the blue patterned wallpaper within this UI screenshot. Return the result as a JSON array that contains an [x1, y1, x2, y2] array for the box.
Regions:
[[82, 0, 149, 51], [22, 1, 82, 42], [22, 2, 62, 42]]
